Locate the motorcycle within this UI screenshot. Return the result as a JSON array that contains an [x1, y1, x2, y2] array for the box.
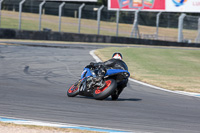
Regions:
[[67, 65, 130, 100]]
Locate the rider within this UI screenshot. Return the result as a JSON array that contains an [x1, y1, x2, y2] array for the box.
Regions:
[[87, 52, 128, 100]]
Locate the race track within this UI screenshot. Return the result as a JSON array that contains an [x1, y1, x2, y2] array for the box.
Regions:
[[0, 42, 200, 133]]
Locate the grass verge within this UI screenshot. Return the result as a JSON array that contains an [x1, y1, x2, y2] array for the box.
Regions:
[[95, 47, 200, 93], [0, 121, 104, 133]]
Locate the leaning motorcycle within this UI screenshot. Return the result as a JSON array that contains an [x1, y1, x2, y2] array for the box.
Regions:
[[67, 65, 130, 100]]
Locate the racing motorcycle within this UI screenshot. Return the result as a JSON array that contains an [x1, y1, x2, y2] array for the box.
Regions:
[[67, 65, 130, 100]]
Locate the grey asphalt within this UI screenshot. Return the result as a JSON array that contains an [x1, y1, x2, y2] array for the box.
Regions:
[[0, 42, 200, 133]]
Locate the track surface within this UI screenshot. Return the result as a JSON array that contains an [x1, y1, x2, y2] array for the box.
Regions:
[[0, 42, 200, 133]]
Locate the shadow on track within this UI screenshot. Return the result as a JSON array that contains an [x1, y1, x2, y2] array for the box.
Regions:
[[72, 96, 142, 102], [114, 98, 142, 101]]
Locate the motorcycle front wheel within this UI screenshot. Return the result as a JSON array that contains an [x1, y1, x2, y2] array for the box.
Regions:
[[67, 83, 79, 97], [93, 79, 117, 100]]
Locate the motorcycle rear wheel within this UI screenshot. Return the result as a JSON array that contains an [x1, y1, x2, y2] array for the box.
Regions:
[[93, 79, 117, 100]]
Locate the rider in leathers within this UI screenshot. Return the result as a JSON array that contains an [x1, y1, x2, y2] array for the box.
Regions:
[[87, 52, 128, 100]]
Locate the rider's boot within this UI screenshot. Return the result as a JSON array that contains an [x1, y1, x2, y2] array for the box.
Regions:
[[111, 89, 119, 100]]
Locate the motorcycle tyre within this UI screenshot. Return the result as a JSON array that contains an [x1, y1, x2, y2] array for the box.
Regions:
[[67, 84, 79, 97], [93, 79, 117, 100]]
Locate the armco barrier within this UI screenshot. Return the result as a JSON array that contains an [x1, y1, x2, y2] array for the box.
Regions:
[[0, 28, 200, 48]]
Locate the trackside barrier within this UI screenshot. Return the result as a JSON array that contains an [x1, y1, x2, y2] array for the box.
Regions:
[[0, 28, 199, 48]]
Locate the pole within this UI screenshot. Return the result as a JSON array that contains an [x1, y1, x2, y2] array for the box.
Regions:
[[156, 12, 162, 39], [78, 3, 85, 33], [97, 5, 104, 35], [195, 18, 200, 43], [131, 10, 140, 38], [59, 2, 65, 32], [178, 13, 186, 42], [39, 0, 46, 31], [0, 0, 4, 28], [116, 9, 120, 36], [19, 0, 26, 30]]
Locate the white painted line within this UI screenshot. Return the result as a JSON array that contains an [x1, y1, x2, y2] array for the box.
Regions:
[[90, 50, 200, 98], [90, 50, 102, 62]]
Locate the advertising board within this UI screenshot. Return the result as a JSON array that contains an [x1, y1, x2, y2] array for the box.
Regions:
[[108, 0, 200, 12]]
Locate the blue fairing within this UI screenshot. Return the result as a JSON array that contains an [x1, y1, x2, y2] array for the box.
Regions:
[[81, 68, 92, 79], [105, 69, 130, 77], [81, 68, 130, 79]]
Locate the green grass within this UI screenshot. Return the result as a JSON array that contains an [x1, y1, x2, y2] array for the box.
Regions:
[[95, 47, 200, 93], [2, 17, 38, 31], [1, 17, 19, 29]]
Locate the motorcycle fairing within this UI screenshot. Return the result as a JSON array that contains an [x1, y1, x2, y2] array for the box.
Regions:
[[81, 68, 92, 79], [105, 69, 130, 77]]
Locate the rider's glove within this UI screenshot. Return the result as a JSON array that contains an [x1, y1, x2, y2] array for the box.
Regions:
[[90, 62, 95, 67], [85, 62, 95, 69]]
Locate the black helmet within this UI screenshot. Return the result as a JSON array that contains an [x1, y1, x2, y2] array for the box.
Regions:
[[112, 52, 123, 60]]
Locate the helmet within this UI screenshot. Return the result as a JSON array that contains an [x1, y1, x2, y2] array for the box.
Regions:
[[112, 52, 123, 60]]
